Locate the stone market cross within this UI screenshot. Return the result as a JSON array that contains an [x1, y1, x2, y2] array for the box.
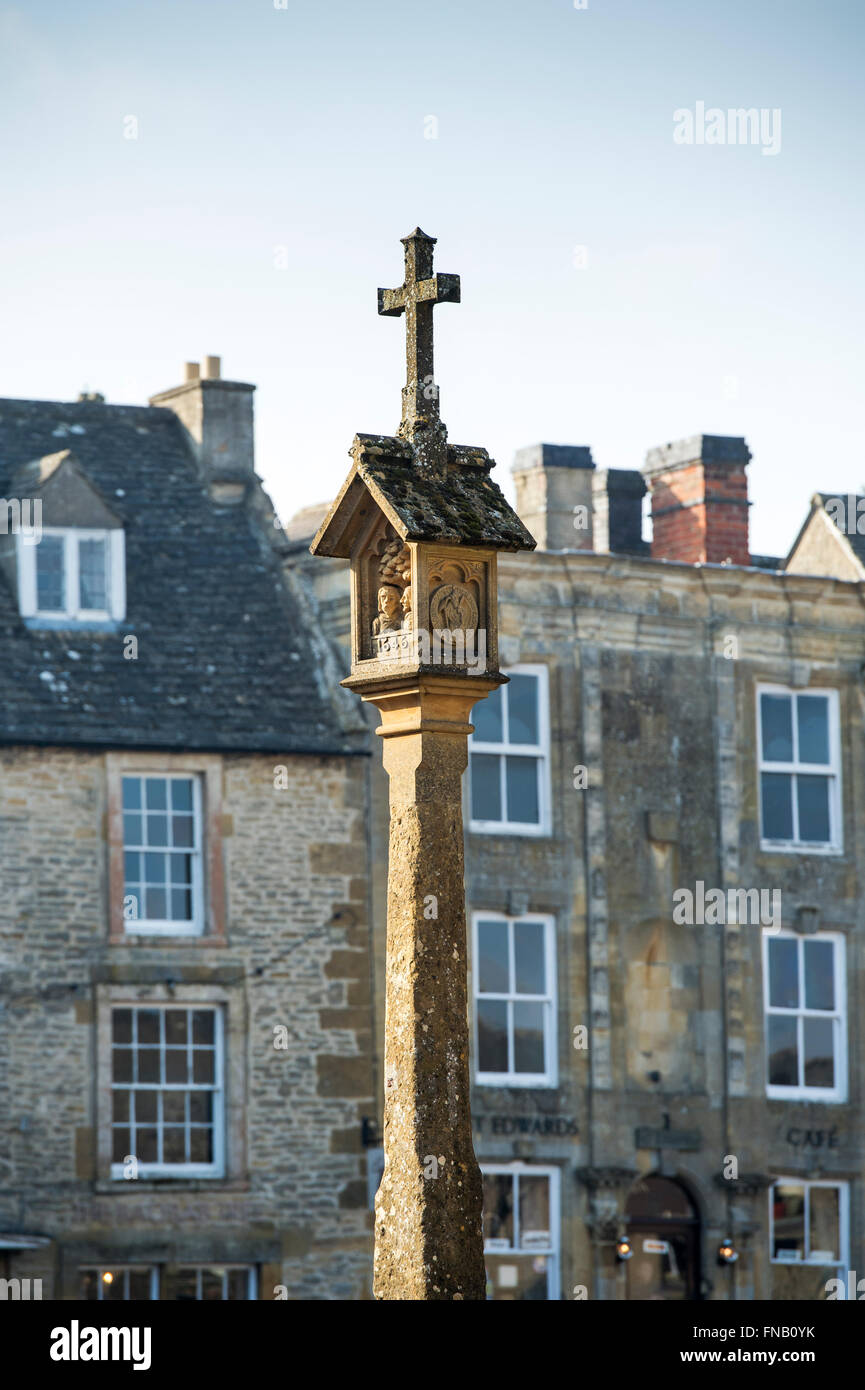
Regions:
[[311, 229, 535, 1299]]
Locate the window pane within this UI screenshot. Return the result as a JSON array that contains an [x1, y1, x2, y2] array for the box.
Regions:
[[123, 813, 142, 846], [113, 1009, 132, 1044], [767, 1015, 798, 1086], [166, 1049, 188, 1083], [483, 1173, 514, 1245], [797, 695, 830, 765], [146, 814, 169, 847], [797, 775, 830, 842], [803, 1017, 834, 1089], [768, 938, 799, 1008], [163, 1091, 186, 1123], [508, 675, 539, 745], [513, 1001, 545, 1073], [190, 1092, 213, 1124], [809, 1187, 840, 1261], [193, 1050, 214, 1084], [227, 1269, 251, 1300], [137, 1128, 158, 1163], [171, 779, 194, 812], [477, 920, 509, 993], [477, 999, 508, 1072], [126, 1270, 153, 1301], [471, 753, 502, 821], [145, 778, 168, 811], [505, 756, 539, 824], [113, 1050, 133, 1084], [773, 1184, 805, 1260], [163, 1127, 186, 1163], [761, 693, 793, 761], [122, 777, 142, 811], [514, 921, 545, 994], [189, 1128, 213, 1163], [192, 1010, 215, 1045], [36, 534, 66, 611], [173, 1269, 199, 1301], [136, 1090, 157, 1123], [518, 1176, 551, 1248], [112, 1127, 130, 1162], [104, 1271, 126, 1302], [804, 940, 835, 1011], [485, 1254, 549, 1300], [78, 537, 108, 610], [165, 1010, 188, 1045], [138, 1050, 160, 1084], [471, 685, 503, 744], [80, 1270, 99, 1301], [201, 1269, 225, 1301], [761, 772, 793, 840], [172, 816, 194, 848], [145, 887, 167, 919], [138, 1011, 161, 1046]]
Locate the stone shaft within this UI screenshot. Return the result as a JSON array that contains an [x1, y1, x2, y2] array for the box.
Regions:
[[368, 681, 493, 1300]]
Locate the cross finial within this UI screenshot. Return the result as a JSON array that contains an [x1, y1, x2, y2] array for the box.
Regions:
[[378, 228, 460, 469]]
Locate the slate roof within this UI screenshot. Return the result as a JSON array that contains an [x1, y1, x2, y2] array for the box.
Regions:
[[0, 396, 359, 753]]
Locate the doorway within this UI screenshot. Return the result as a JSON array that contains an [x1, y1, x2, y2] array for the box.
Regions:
[[624, 1175, 701, 1300]]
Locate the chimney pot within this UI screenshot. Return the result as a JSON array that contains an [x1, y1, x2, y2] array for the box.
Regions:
[[184, 362, 200, 382], [202, 355, 221, 380]]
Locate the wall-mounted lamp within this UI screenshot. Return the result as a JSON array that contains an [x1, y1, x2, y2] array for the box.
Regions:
[[615, 1237, 633, 1262], [717, 1238, 739, 1265]]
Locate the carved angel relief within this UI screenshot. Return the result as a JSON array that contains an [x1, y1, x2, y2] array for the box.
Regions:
[[371, 536, 413, 658]]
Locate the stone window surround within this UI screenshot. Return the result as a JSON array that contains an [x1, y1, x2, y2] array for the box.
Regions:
[[106, 752, 227, 945], [94, 980, 247, 1189]]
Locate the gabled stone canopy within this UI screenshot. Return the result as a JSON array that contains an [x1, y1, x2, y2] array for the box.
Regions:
[[311, 432, 536, 560]]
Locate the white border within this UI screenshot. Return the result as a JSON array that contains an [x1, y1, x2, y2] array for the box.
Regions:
[[481, 1162, 561, 1300], [762, 929, 847, 1102]]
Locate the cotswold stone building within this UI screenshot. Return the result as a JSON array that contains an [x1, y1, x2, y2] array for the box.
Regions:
[[0, 362, 376, 1300], [291, 436, 865, 1301], [4, 356, 863, 1303]]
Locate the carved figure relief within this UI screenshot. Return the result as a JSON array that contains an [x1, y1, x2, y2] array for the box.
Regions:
[[370, 534, 412, 657]]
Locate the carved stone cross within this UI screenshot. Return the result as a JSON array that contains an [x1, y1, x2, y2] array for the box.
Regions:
[[378, 227, 460, 469], [311, 230, 535, 1300]]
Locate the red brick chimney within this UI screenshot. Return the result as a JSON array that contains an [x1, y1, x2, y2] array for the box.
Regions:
[[643, 435, 751, 565]]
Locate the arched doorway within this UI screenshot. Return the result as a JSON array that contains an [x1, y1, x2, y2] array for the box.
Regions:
[[624, 1175, 701, 1300]]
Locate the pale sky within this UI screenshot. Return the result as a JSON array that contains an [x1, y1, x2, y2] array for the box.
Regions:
[[1, 0, 863, 557]]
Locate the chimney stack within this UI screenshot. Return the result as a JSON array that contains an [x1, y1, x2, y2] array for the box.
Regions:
[[592, 469, 647, 555], [150, 357, 255, 504], [512, 443, 595, 551], [643, 435, 751, 565]]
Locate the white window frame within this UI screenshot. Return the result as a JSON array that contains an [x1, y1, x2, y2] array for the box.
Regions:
[[769, 1179, 849, 1267], [469, 663, 551, 836], [122, 773, 205, 936], [173, 1265, 257, 1300], [473, 912, 557, 1088], [762, 929, 847, 1102], [79, 1266, 159, 1300], [756, 685, 842, 854], [482, 1163, 560, 1300], [110, 1004, 225, 1181], [17, 526, 125, 622]]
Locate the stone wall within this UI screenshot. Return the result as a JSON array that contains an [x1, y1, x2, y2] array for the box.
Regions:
[[0, 745, 375, 1300]]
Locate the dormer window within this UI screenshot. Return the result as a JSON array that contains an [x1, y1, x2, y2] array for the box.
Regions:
[[18, 526, 125, 623]]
